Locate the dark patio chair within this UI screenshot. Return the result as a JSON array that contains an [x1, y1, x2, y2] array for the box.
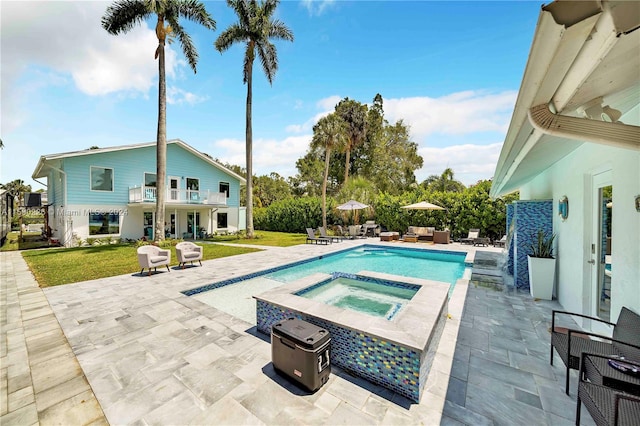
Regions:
[[576, 352, 640, 425], [551, 307, 640, 395], [318, 226, 346, 242]]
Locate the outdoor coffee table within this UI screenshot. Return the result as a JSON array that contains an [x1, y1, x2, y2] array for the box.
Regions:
[[403, 234, 418, 243], [584, 354, 640, 396]]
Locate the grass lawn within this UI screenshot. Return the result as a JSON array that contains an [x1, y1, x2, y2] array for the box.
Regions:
[[21, 243, 261, 287], [206, 230, 307, 247]]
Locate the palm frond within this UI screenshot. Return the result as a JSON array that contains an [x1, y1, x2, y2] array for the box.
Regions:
[[101, 0, 151, 34], [166, 17, 198, 72], [177, 0, 216, 30], [268, 19, 293, 41], [215, 24, 246, 52], [256, 42, 277, 85]]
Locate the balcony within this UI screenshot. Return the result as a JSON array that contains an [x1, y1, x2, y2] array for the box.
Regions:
[[129, 186, 227, 205]]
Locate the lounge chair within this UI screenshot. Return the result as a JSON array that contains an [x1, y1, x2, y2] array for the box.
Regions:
[[550, 307, 640, 395], [494, 235, 507, 248], [460, 228, 480, 244], [318, 226, 346, 242], [306, 228, 330, 245], [137, 245, 171, 276], [175, 241, 203, 269]]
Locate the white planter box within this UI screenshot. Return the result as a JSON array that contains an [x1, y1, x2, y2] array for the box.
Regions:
[[528, 256, 556, 300]]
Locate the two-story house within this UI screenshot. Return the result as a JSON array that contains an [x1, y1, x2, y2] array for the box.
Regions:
[[32, 139, 246, 245]]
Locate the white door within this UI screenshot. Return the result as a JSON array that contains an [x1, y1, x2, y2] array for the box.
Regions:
[[169, 177, 180, 201], [590, 170, 613, 334]]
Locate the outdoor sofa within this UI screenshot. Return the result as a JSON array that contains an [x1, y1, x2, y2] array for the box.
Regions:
[[407, 226, 435, 241]]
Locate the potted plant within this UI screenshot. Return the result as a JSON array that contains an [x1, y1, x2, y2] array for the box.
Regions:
[[527, 230, 556, 300]]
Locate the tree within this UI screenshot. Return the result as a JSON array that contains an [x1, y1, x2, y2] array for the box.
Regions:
[[422, 167, 466, 193], [215, 0, 293, 238], [0, 179, 32, 207], [335, 98, 367, 184], [311, 113, 346, 230], [102, 0, 216, 242], [253, 172, 292, 207]]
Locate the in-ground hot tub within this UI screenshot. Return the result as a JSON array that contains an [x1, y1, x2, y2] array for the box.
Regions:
[[254, 270, 451, 402]]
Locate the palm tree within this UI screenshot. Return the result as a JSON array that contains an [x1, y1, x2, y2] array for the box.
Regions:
[[0, 179, 31, 208], [422, 167, 466, 192], [215, 0, 293, 238], [102, 0, 216, 242], [335, 98, 367, 184], [311, 113, 346, 230]]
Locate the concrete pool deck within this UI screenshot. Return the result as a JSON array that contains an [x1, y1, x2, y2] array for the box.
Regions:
[[1, 240, 593, 425]]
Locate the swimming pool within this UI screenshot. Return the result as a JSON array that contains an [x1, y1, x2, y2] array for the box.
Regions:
[[186, 245, 469, 324]]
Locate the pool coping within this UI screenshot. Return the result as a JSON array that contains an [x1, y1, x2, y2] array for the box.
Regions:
[[253, 270, 452, 352]]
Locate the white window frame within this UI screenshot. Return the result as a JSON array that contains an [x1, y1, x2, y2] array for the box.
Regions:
[[219, 181, 230, 198], [144, 172, 157, 188], [90, 166, 114, 192]]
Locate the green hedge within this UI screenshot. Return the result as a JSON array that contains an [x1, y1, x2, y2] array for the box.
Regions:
[[254, 181, 518, 241], [254, 197, 342, 233]]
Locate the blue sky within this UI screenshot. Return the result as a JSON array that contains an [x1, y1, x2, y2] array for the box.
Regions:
[[1, 0, 543, 190]]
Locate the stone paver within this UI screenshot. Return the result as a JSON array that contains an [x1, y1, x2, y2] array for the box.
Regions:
[[1, 241, 598, 425]]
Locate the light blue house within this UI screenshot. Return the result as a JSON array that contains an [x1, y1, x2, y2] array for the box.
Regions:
[[32, 139, 246, 245]]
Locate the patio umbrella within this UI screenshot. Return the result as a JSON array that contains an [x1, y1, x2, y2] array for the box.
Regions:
[[336, 200, 369, 225], [336, 200, 369, 210], [401, 201, 445, 210]]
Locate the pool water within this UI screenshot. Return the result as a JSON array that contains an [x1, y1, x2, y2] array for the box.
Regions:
[[189, 245, 468, 324], [266, 246, 466, 285], [295, 276, 419, 320]]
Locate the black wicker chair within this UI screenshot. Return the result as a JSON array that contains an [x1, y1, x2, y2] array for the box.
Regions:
[[551, 307, 640, 395], [576, 353, 640, 426]]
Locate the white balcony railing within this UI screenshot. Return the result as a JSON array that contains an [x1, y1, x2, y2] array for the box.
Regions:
[[129, 186, 227, 205]]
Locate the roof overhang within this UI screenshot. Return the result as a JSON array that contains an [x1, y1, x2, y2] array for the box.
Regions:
[[490, 0, 640, 198]]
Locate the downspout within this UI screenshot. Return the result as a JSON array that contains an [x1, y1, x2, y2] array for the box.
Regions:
[[48, 164, 68, 245], [528, 104, 640, 150]]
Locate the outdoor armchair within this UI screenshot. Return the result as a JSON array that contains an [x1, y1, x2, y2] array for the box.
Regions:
[[551, 307, 640, 395], [137, 245, 171, 276], [175, 241, 203, 269]]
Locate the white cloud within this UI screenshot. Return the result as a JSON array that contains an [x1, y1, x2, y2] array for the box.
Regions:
[[416, 143, 503, 186], [1, 1, 185, 132], [383, 91, 516, 139], [167, 86, 208, 105], [210, 135, 312, 177], [301, 0, 336, 16]]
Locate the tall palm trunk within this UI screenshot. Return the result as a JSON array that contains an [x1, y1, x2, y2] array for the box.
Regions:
[[322, 147, 331, 230], [245, 46, 254, 238], [344, 145, 351, 183], [154, 17, 167, 243]]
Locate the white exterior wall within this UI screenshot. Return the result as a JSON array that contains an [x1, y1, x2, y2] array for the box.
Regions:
[[521, 143, 640, 321]]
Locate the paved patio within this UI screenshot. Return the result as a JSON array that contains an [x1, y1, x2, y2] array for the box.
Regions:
[[1, 240, 595, 425]]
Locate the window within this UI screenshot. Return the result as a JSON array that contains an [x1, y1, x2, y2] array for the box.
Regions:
[[144, 173, 157, 187], [219, 182, 230, 198], [217, 212, 228, 228], [90, 167, 113, 191], [89, 213, 119, 235], [186, 178, 200, 201]]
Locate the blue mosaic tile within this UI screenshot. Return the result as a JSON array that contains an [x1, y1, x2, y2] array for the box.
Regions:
[[256, 299, 442, 402], [509, 200, 553, 289]]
